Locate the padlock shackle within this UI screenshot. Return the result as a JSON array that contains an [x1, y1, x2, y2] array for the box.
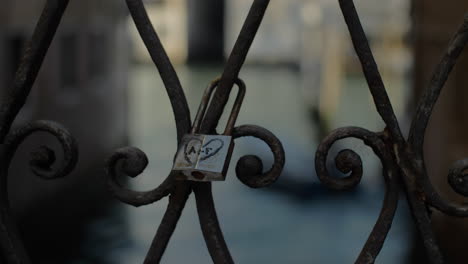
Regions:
[[191, 77, 246, 135], [191, 79, 218, 134], [223, 79, 246, 135]]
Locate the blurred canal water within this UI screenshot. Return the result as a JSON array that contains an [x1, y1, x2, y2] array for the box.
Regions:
[[76, 64, 412, 263]]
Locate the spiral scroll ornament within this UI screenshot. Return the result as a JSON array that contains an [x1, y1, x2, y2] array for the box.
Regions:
[[0, 1, 78, 263], [103, 1, 285, 263], [315, 1, 468, 263]]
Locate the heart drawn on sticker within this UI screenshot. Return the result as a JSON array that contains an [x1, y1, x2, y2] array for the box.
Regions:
[[200, 138, 225, 161], [184, 138, 203, 165]]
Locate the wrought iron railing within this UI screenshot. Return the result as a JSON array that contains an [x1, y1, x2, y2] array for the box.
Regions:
[[0, 0, 467, 263]]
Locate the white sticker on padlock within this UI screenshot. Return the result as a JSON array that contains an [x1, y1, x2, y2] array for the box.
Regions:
[[173, 134, 203, 170], [173, 134, 233, 181], [196, 135, 232, 173]]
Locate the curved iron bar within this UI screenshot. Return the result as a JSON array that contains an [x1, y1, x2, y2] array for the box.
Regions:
[[337, 0, 404, 146], [409, 15, 468, 155], [317, 0, 468, 263], [0, 121, 78, 264], [101, 1, 195, 260], [233, 125, 285, 188], [104, 1, 285, 263], [105, 147, 175, 207], [125, 0, 192, 143], [105, 0, 193, 206], [3, 121, 78, 181], [100, 0, 194, 215], [401, 15, 468, 264], [200, 0, 271, 133], [191, 1, 277, 262], [408, 16, 468, 217], [191, 124, 286, 263], [315, 127, 399, 263], [447, 159, 468, 197], [0, 1, 75, 263], [0, 0, 70, 141], [3, 0, 467, 263], [316, 127, 390, 191]]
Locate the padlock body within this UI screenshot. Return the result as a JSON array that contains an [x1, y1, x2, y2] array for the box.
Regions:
[[173, 134, 234, 181]]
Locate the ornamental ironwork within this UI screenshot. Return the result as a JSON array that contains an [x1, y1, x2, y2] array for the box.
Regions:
[[0, 0, 467, 263]]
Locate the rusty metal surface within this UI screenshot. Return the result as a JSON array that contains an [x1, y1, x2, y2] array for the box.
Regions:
[[315, 1, 468, 263], [0, 1, 78, 263], [105, 0, 285, 263], [0, 0, 467, 263], [171, 78, 246, 182]]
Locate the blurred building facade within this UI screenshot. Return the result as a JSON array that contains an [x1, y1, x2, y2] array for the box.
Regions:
[[0, 0, 130, 262], [226, 0, 411, 125], [226, 0, 410, 67]]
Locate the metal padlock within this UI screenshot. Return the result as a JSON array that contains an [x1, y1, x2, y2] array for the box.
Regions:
[[172, 78, 246, 182]]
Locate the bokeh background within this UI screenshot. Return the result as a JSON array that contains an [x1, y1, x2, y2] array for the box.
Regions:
[[0, 0, 467, 263]]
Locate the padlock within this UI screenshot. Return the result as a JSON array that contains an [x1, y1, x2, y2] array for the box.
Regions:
[[172, 78, 246, 181]]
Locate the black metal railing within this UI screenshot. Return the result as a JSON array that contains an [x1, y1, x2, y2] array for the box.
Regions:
[[0, 0, 467, 263]]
